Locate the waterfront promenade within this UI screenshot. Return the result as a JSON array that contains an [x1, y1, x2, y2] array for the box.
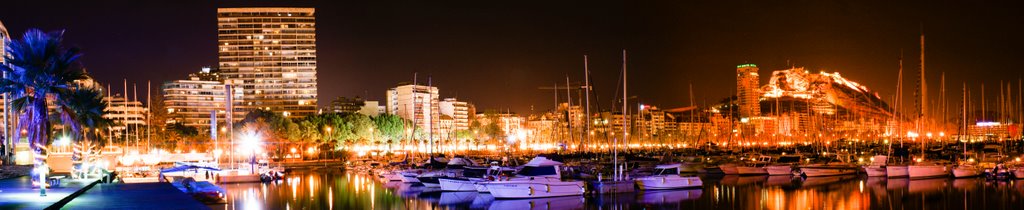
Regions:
[[62, 182, 209, 210], [0, 174, 207, 210], [0, 176, 99, 209]]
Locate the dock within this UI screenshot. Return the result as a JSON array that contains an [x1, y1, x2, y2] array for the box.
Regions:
[[0, 176, 100, 210], [61, 182, 209, 210]]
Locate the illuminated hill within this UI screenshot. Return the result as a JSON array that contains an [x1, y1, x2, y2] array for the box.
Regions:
[[761, 67, 893, 120]]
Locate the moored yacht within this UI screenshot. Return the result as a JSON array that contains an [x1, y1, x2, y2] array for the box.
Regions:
[[439, 165, 512, 192], [418, 157, 476, 188], [952, 164, 983, 178], [736, 156, 770, 175], [907, 161, 950, 179], [862, 155, 888, 177], [765, 155, 802, 176], [886, 165, 909, 178], [719, 163, 739, 175], [634, 164, 703, 190], [480, 156, 585, 199], [799, 162, 858, 177]]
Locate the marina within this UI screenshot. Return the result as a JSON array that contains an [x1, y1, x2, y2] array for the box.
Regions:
[[214, 168, 1024, 210]]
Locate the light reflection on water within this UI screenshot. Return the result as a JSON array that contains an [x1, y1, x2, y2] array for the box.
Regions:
[[218, 170, 1024, 210]]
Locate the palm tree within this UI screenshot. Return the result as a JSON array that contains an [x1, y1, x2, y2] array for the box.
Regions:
[[63, 86, 110, 177], [0, 29, 87, 184]]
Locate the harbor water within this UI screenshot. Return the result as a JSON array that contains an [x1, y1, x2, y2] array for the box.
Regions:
[[217, 170, 1024, 210]]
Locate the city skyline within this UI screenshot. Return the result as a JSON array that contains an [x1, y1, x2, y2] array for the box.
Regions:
[[1, 1, 1023, 114]]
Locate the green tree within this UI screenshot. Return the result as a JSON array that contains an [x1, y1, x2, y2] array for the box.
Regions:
[[344, 113, 375, 144], [62, 86, 110, 177], [240, 109, 297, 142], [372, 114, 405, 144], [0, 29, 88, 178], [298, 120, 321, 142], [481, 110, 505, 143]]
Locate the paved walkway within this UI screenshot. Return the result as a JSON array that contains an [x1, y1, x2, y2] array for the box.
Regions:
[[62, 182, 209, 210], [0, 175, 100, 210]]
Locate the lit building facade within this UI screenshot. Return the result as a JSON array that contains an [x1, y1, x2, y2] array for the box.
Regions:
[[736, 64, 761, 117], [386, 84, 439, 134], [330, 96, 365, 114], [162, 67, 245, 132], [439, 98, 470, 131], [217, 8, 318, 118], [358, 101, 385, 117], [104, 94, 148, 139]]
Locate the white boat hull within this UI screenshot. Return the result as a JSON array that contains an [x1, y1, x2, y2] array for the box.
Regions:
[[886, 166, 909, 177], [401, 175, 421, 183], [952, 167, 982, 178], [765, 166, 793, 176], [439, 178, 480, 191], [908, 165, 949, 179], [482, 180, 586, 199], [215, 171, 262, 183], [383, 173, 403, 181], [736, 166, 768, 175], [1012, 168, 1024, 179], [800, 167, 857, 177], [634, 176, 702, 190], [863, 165, 887, 177], [475, 183, 490, 193]]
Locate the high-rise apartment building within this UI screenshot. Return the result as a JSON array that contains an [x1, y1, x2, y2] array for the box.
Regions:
[[1, 20, 7, 64], [439, 98, 470, 131], [104, 94, 148, 140], [1, 20, 9, 144], [736, 64, 761, 117], [163, 67, 245, 132], [217, 8, 317, 118], [386, 84, 439, 134]]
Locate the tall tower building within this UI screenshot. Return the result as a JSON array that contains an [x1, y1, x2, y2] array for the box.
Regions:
[[0, 20, 7, 64], [736, 64, 761, 117], [217, 8, 318, 118]]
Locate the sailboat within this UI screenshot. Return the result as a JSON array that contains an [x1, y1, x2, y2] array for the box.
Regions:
[[906, 33, 950, 179], [590, 52, 635, 194], [953, 83, 982, 178], [886, 52, 908, 178]]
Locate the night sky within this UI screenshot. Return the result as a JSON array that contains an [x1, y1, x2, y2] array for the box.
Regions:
[[2, 0, 1022, 115]]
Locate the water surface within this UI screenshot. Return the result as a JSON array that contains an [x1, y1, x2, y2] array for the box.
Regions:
[[218, 170, 1024, 210]]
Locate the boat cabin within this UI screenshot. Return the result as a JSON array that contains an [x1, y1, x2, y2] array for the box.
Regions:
[[653, 164, 681, 176], [516, 157, 563, 178], [776, 155, 803, 164]]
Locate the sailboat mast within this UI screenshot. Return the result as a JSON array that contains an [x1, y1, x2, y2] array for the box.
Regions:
[[618, 50, 627, 181], [584, 55, 591, 151], [412, 73, 419, 156], [428, 76, 434, 155], [566, 75, 573, 150], [962, 83, 967, 157], [897, 51, 904, 147]]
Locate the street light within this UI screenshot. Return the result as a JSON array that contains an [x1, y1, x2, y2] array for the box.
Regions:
[[241, 133, 261, 174]]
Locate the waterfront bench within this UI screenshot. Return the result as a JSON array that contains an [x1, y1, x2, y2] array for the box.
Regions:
[[48, 175, 65, 187]]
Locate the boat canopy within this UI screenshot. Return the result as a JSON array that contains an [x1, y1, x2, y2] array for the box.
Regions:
[[447, 157, 477, 167], [524, 156, 563, 167], [160, 165, 222, 173], [655, 164, 681, 169], [871, 155, 888, 165]]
